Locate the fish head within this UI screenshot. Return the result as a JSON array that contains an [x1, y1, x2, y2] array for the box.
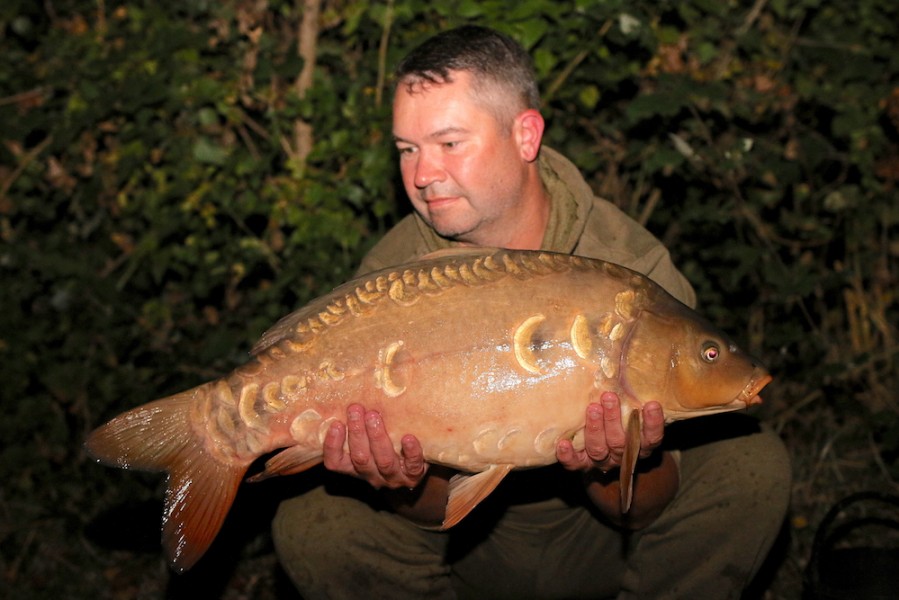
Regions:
[[620, 300, 772, 422]]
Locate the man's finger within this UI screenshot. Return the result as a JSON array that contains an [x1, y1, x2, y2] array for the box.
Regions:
[[365, 410, 402, 476], [641, 402, 665, 450], [322, 420, 348, 471], [600, 392, 626, 451], [346, 404, 376, 472], [401, 435, 426, 478], [584, 404, 611, 463], [556, 438, 589, 471]]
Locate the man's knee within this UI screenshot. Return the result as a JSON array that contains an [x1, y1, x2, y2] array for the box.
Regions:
[[673, 413, 791, 527], [272, 485, 359, 590], [273, 483, 453, 599]]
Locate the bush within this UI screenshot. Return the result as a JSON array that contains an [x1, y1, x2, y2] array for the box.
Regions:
[[2, 0, 896, 596]]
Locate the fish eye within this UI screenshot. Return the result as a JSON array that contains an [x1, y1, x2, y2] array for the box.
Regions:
[[701, 342, 720, 363]]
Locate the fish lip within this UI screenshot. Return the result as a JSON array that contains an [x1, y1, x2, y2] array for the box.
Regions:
[[739, 371, 773, 406]]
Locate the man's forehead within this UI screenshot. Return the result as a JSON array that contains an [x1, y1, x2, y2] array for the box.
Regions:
[[392, 70, 517, 141], [392, 125, 471, 144]]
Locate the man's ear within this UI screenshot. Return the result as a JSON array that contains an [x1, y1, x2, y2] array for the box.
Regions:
[[514, 109, 545, 162]]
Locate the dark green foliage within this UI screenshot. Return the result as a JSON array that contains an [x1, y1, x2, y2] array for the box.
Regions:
[[1, 0, 897, 597]]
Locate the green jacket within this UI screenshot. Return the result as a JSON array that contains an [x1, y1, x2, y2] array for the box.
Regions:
[[357, 147, 696, 308]]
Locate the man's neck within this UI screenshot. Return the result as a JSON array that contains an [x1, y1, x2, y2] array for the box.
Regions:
[[496, 169, 551, 251]]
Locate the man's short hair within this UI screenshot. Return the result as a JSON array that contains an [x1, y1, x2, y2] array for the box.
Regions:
[[394, 25, 540, 125]]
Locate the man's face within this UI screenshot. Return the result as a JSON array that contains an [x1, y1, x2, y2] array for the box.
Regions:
[[392, 71, 534, 246]]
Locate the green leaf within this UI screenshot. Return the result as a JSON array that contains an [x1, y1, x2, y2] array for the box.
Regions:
[[192, 137, 229, 166]]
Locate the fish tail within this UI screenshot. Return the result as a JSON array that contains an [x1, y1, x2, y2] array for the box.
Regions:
[[85, 387, 247, 572]]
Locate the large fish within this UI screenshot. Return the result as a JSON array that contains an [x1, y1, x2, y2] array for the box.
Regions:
[[86, 248, 771, 571]]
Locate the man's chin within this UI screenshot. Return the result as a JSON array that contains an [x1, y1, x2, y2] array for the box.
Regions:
[[422, 215, 475, 242]]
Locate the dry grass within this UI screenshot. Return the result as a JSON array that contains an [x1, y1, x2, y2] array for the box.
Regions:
[[756, 378, 899, 599]]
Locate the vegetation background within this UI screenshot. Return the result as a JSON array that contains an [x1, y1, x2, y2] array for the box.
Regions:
[[2, 0, 897, 597]]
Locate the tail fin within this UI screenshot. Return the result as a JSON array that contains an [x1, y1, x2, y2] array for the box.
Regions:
[[85, 388, 247, 572]]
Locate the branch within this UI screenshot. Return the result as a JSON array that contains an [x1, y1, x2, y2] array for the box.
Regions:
[[296, 0, 321, 99], [375, 0, 395, 108], [288, 0, 322, 171], [0, 136, 53, 204], [543, 20, 611, 105], [735, 0, 768, 37]]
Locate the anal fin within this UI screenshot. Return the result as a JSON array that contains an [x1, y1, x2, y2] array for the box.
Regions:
[[247, 446, 323, 483], [619, 409, 642, 513], [443, 464, 513, 529]]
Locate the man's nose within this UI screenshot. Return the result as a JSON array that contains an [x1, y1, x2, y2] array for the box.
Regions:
[[414, 150, 445, 188]]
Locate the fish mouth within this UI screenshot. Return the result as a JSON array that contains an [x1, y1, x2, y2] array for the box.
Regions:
[[738, 370, 773, 407], [671, 370, 773, 421]]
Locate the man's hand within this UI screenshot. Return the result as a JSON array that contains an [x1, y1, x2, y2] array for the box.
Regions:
[[556, 391, 666, 473], [322, 403, 428, 489], [556, 391, 676, 528]]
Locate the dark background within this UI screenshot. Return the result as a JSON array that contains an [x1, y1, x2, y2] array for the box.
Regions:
[[2, 1, 897, 597]]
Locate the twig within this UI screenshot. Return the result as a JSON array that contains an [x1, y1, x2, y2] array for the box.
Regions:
[[285, 0, 322, 170], [235, 122, 261, 161], [773, 388, 823, 434], [735, 0, 768, 37], [713, 0, 767, 79], [5, 528, 36, 583], [543, 20, 612, 105], [0, 87, 47, 108], [808, 423, 846, 492], [636, 187, 660, 228], [236, 106, 271, 140], [375, 0, 395, 109], [295, 0, 320, 99], [0, 136, 53, 203], [867, 431, 899, 491]]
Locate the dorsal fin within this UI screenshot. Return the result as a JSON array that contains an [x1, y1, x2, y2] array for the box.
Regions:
[[419, 246, 500, 261]]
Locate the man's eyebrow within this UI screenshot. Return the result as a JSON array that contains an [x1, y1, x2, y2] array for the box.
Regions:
[[393, 127, 470, 144]]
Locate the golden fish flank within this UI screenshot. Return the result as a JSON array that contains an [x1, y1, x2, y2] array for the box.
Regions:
[[85, 247, 771, 573]]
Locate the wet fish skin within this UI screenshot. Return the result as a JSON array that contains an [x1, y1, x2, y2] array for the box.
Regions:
[[85, 248, 770, 571]]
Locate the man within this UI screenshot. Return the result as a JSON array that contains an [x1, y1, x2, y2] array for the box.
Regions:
[[273, 25, 790, 599]]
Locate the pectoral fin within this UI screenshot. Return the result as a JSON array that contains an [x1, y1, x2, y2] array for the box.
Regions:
[[443, 464, 514, 529], [619, 409, 642, 513], [246, 446, 322, 482]]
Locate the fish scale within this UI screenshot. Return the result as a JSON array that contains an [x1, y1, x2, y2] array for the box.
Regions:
[[85, 247, 771, 572]]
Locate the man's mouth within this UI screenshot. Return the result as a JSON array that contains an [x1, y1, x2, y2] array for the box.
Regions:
[[423, 195, 461, 210]]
